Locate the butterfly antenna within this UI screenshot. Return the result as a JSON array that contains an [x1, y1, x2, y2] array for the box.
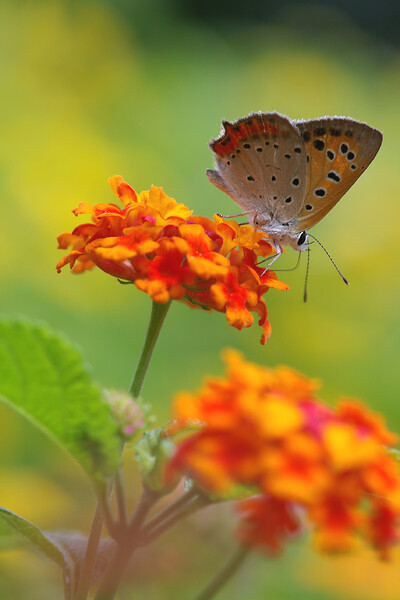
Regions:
[[303, 246, 311, 303], [307, 233, 350, 286]]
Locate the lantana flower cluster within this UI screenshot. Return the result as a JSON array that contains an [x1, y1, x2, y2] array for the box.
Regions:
[[170, 350, 400, 558], [56, 177, 288, 343]]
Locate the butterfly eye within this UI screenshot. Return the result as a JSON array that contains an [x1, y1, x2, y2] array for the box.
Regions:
[[297, 231, 307, 246]]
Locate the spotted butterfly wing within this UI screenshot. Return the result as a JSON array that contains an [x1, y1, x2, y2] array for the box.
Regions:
[[292, 117, 383, 232], [207, 112, 383, 252], [206, 112, 308, 222]]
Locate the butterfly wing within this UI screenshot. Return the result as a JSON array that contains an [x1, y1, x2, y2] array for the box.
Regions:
[[207, 112, 308, 222], [292, 117, 383, 232]]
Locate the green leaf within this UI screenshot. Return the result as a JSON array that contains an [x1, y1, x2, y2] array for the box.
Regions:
[[0, 506, 73, 598], [0, 317, 121, 479], [0, 506, 64, 564], [0, 508, 117, 598]]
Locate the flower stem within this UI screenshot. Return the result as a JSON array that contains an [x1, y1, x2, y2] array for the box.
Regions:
[[129, 300, 171, 399], [194, 547, 250, 600], [75, 502, 104, 600]]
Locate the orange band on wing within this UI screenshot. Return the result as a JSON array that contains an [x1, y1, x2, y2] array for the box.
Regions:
[[211, 116, 279, 157]]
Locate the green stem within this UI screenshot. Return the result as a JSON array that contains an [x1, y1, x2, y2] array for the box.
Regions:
[[140, 489, 209, 545], [144, 495, 209, 545], [75, 502, 105, 600], [141, 487, 200, 533], [194, 547, 250, 600], [129, 300, 171, 398]]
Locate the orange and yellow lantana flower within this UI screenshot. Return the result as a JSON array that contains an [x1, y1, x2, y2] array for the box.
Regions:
[[170, 350, 400, 558], [57, 177, 288, 344]]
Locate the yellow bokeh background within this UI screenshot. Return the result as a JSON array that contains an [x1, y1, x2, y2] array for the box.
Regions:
[[0, 0, 399, 597]]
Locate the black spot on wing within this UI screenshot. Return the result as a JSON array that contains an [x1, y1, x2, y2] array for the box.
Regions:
[[327, 171, 341, 183], [313, 139, 325, 151], [327, 149, 335, 160]]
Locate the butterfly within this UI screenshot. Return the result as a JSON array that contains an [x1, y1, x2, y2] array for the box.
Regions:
[[206, 112, 382, 262]]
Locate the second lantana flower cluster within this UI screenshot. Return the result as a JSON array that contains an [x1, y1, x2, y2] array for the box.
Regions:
[[169, 351, 400, 558], [56, 177, 288, 343]]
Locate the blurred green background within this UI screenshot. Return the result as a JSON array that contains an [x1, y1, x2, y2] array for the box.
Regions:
[[0, 0, 399, 597]]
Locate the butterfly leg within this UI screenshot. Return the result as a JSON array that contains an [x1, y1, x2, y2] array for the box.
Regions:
[[216, 210, 255, 219], [260, 246, 282, 275]]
